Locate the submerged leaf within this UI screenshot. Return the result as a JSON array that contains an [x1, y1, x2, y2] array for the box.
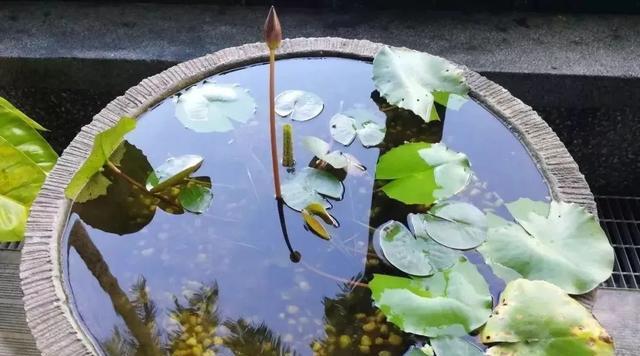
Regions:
[[304, 202, 338, 227], [430, 337, 483, 356], [66, 117, 137, 200], [478, 199, 614, 294], [378, 220, 461, 276], [482, 279, 614, 356], [372, 46, 469, 122], [369, 259, 492, 337], [175, 82, 256, 133], [302, 209, 330, 240], [275, 90, 324, 121], [329, 109, 386, 147], [178, 184, 213, 214], [376, 142, 471, 205], [409, 202, 487, 250], [281, 168, 343, 211], [146, 154, 204, 193]]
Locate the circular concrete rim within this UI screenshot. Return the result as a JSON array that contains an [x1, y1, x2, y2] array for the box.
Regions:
[[20, 37, 596, 355]]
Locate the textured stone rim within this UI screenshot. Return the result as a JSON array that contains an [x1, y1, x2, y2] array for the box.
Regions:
[[19, 37, 596, 355]]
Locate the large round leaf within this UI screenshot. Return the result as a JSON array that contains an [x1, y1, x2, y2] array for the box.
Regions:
[[478, 199, 614, 294], [175, 82, 256, 133], [482, 279, 614, 356], [409, 202, 487, 250], [372, 46, 469, 122], [329, 109, 386, 147], [369, 259, 492, 337], [375, 142, 471, 205], [281, 167, 343, 211], [274, 90, 324, 121], [378, 220, 460, 276], [430, 337, 483, 356]]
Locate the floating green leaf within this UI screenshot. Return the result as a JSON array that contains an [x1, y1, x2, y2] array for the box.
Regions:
[[302, 209, 330, 240], [378, 220, 460, 276], [275, 90, 324, 121], [146, 154, 204, 193], [66, 117, 136, 200], [369, 259, 492, 337], [430, 337, 483, 356], [372, 46, 469, 122], [281, 167, 343, 211], [478, 199, 614, 294], [329, 109, 386, 147], [404, 345, 434, 356], [376, 142, 471, 205], [481, 279, 614, 356], [178, 184, 213, 214], [409, 202, 487, 250], [175, 82, 256, 133], [302, 136, 348, 168]]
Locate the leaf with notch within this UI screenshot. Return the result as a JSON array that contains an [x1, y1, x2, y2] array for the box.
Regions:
[[409, 202, 487, 250], [281, 168, 343, 212]]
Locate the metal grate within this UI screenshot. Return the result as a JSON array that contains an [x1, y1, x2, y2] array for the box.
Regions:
[[0, 241, 22, 251], [596, 196, 640, 289]]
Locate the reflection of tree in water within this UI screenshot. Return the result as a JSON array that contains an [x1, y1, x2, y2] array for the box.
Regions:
[[223, 319, 299, 356]]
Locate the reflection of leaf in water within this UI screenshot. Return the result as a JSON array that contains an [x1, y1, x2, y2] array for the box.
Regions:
[[223, 319, 299, 356], [146, 155, 204, 193], [275, 90, 324, 121], [74, 141, 156, 235]]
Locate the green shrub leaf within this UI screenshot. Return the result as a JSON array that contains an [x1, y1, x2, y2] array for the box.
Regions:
[[175, 82, 256, 133], [275, 90, 324, 121], [372, 46, 469, 122], [482, 279, 614, 356], [0, 106, 57, 172], [409, 202, 487, 250], [66, 117, 136, 200], [375, 142, 471, 205], [378, 220, 461, 276], [0, 195, 28, 241], [478, 199, 614, 294], [369, 259, 492, 337]]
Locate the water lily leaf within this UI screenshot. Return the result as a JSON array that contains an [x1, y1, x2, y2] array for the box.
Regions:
[[404, 345, 434, 356], [178, 184, 213, 214], [409, 202, 487, 250], [146, 155, 204, 193], [302, 209, 330, 240], [302, 136, 348, 168], [376, 142, 471, 205], [482, 279, 614, 356], [430, 337, 483, 356], [378, 220, 461, 276], [66, 117, 136, 200], [478, 199, 614, 294], [275, 90, 324, 121], [329, 109, 386, 147], [0, 195, 28, 241], [369, 258, 492, 337], [0, 104, 57, 172], [175, 82, 256, 132], [372, 46, 469, 122], [304, 202, 338, 227], [281, 167, 343, 211]]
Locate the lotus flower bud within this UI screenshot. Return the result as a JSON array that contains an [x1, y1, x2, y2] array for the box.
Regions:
[[264, 6, 282, 50]]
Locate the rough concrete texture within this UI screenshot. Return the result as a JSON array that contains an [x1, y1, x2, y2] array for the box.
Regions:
[[0, 2, 638, 77], [593, 289, 640, 356]]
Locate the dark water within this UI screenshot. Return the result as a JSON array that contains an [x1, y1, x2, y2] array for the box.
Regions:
[[62, 58, 549, 355]]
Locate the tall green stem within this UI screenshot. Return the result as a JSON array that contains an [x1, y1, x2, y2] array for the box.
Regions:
[[268, 49, 282, 199]]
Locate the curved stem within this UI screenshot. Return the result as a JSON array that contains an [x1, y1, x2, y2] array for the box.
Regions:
[[268, 49, 282, 199], [277, 198, 300, 262]]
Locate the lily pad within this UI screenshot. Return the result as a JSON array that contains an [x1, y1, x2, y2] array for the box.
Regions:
[[303, 136, 365, 173], [281, 168, 344, 212], [482, 279, 614, 356], [376, 142, 471, 205], [369, 258, 492, 337], [178, 185, 213, 214], [175, 82, 256, 133], [378, 220, 461, 276], [404, 345, 434, 356], [146, 154, 204, 193], [66, 117, 137, 200], [478, 199, 614, 294], [329, 109, 386, 147], [372, 46, 469, 122], [409, 202, 487, 250], [275, 90, 324, 121], [430, 337, 483, 356]]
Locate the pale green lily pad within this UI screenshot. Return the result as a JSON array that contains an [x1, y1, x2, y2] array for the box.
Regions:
[[404, 345, 434, 356], [281, 167, 343, 211], [430, 337, 483, 356], [178, 185, 213, 214], [175, 82, 256, 133], [329, 109, 386, 147], [378, 220, 461, 276], [369, 258, 492, 337], [302, 136, 365, 173], [66, 117, 136, 200], [409, 202, 487, 250], [375, 142, 471, 205], [478, 199, 614, 294], [275, 90, 324, 121], [372, 46, 469, 122], [482, 279, 614, 356], [146, 154, 204, 193]]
